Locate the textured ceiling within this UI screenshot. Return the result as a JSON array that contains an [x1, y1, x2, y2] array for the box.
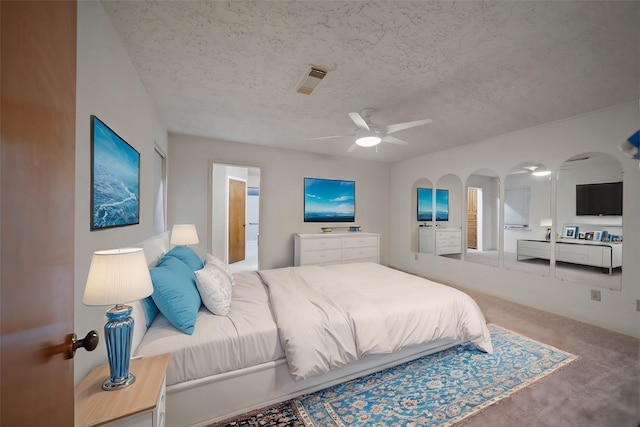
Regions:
[[102, 1, 639, 163]]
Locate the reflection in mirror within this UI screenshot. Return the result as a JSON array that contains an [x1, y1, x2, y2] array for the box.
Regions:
[[434, 174, 463, 260], [555, 153, 622, 289], [411, 178, 433, 254], [465, 169, 500, 267], [503, 162, 551, 277]]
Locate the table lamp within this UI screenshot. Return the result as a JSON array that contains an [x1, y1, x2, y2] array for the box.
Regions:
[[83, 248, 153, 390], [540, 218, 552, 240], [170, 224, 199, 246]]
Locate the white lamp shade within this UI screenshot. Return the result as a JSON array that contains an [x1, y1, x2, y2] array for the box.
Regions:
[[540, 218, 553, 227], [83, 248, 153, 306], [170, 224, 199, 246]]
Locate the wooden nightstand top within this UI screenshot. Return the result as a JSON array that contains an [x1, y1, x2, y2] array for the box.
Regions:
[[75, 353, 170, 427]]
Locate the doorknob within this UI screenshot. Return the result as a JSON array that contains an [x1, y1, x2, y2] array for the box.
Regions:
[[67, 330, 99, 359]]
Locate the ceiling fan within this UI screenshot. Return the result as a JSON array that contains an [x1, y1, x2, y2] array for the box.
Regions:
[[311, 108, 432, 152]]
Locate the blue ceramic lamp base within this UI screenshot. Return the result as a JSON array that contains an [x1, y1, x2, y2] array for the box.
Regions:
[[103, 304, 136, 391]]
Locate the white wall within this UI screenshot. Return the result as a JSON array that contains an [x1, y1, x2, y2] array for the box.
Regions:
[[390, 102, 640, 337], [168, 133, 391, 269], [74, 1, 167, 382]]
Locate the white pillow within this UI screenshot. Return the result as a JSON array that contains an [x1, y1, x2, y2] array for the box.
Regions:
[[205, 253, 235, 286], [194, 264, 232, 316]]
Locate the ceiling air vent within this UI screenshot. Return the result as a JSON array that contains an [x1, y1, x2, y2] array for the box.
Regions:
[[296, 67, 327, 95]]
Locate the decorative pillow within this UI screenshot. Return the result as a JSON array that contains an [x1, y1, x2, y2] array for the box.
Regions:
[[205, 253, 235, 286], [142, 296, 159, 328], [194, 263, 233, 316], [163, 246, 204, 271], [150, 256, 201, 334]]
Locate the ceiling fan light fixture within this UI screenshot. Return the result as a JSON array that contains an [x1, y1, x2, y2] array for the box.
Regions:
[[355, 134, 382, 147]]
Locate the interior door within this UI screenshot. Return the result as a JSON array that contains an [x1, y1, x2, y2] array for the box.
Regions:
[[1, 1, 77, 425], [228, 179, 246, 264], [467, 188, 478, 249]]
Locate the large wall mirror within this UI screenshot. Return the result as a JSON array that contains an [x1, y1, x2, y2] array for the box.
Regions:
[[503, 162, 552, 277], [412, 178, 434, 254], [555, 153, 623, 289], [433, 174, 463, 260], [465, 169, 500, 267]]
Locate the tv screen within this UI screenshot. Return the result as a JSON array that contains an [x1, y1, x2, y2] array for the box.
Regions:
[[417, 187, 433, 221], [435, 189, 449, 221], [304, 177, 355, 222], [576, 181, 622, 216]]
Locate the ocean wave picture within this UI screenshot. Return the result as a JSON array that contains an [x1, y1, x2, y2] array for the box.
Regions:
[[91, 116, 140, 230]]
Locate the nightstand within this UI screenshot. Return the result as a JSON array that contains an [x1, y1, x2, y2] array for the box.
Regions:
[[76, 353, 170, 427]]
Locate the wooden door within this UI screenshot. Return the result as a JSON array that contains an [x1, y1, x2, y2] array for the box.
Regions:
[[467, 188, 478, 249], [228, 179, 246, 264], [1, 1, 77, 425]]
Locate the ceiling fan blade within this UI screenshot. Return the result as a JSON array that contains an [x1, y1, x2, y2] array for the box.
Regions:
[[385, 118, 432, 134], [348, 112, 370, 131], [309, 135, 351, 140], [383, 135, 410, 145], [346, 142, 359, 152]]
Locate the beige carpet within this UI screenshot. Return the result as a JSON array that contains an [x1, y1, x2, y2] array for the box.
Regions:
[[444, 283, 640, 427]]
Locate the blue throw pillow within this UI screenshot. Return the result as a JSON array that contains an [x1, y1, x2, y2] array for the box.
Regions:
[[150, 256, 201, 334], [163, 246, 204, 271], [142, 296, 159, 328]]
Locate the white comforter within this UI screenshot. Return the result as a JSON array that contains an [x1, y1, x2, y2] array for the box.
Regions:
[[259, 262, 493, 381]]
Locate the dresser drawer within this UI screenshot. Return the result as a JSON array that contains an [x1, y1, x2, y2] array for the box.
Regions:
[[437, 230, 461, 239], [342, 236, 378, 249], [300, 249, 342, 265], [343, 246, 378, 261], [438, 239, 460, 248], [302, 238, 342, 251]]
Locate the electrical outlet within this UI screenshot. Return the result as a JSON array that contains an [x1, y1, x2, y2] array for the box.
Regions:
[[636, 299, 640, 312], [590, 289, 601, 302]]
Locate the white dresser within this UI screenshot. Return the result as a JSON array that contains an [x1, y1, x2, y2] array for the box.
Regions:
[[517, 238, 622, 275], [419, 227, 461, 255], [294, 232, 380, 266]]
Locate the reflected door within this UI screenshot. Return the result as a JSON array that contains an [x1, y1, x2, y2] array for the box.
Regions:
[[467, 188, 478, 249]]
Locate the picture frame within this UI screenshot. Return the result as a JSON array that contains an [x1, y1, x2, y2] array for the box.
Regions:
[[90, 115, 140, 230], [562, 225, 578, 239], [578, 232, 585, 239], [593, 231, 602, 241], [303, 177, 355, 222], [585, 231, 594, 241]]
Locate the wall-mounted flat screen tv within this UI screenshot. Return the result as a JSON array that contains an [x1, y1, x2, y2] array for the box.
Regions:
[[417, 188, 433, 221], [576, 181, 622, 216], [304, 177, 355, 222], [435, 189, 449, 221]]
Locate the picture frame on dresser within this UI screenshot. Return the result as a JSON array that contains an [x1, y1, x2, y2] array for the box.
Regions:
[[562, 225, 578, 238]]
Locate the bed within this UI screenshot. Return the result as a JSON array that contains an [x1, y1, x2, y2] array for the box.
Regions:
[[130, 233, 492, 427]]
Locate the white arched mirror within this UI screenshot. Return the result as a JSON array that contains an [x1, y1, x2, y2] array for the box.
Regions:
[[555, 153, 623, 289], [503, 162, 552, 277], [434, 174, 463, 260], [411, 178, 434, 254], [465, 169, 500, 267]]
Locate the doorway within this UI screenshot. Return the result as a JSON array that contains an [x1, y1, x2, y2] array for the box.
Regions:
[[467, 187, 483, 250], [211, 163, 260, 272]]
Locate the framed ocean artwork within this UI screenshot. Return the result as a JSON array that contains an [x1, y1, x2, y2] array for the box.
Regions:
[[304, 177, 355, 222], [90, 115, 140, 230], [417, 187, 433, 221]]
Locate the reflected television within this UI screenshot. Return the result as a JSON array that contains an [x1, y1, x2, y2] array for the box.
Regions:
[[304, 177, 355, 222]]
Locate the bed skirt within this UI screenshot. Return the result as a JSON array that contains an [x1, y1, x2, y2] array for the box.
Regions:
[[166, 338, 460, 427]]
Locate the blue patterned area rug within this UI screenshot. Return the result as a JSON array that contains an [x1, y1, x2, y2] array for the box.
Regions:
[[210, 325, 577, 427]]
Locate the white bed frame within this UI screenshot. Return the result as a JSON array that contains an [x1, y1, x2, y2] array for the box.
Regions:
[[133, 233, 461, 427]]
